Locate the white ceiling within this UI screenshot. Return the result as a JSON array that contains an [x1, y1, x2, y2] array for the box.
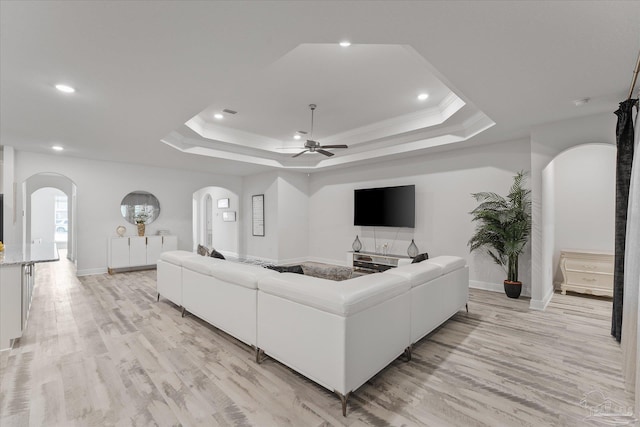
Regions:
[[1, 1, 638, 175]]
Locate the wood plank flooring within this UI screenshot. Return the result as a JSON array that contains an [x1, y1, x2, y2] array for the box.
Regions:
[[0, 255, 634, 426]]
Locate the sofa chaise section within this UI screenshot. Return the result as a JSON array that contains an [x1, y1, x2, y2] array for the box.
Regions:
[[386, 255, 469, 344], [181, 257, 277, 347], [256, 272, 411, 416]]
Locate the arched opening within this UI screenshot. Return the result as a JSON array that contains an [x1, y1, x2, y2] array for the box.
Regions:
[[30, 188, 68, 247], [192, 186, 239, 257], [541, 143, 616, 299], [23, 173, 77, 263]]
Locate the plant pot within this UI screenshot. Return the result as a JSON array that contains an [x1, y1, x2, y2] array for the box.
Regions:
[[137, 223, 145, 237], [504, 280, 522, 299]]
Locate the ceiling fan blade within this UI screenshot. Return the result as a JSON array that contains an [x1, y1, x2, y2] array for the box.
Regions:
[[292, 150, 309, 158], [316, 149, 335, 157], [319, 144, 348, 149]]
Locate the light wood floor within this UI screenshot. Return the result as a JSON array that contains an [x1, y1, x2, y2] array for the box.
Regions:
[[0, 256, 634, 426]]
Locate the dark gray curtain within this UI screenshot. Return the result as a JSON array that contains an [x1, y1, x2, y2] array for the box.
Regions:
[[612, 98, 638, 342]]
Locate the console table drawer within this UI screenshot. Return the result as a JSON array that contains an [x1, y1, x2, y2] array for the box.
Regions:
[[559, 249, 614, 298], [564, 259, 613, 274], [565, 271, 612, 289]]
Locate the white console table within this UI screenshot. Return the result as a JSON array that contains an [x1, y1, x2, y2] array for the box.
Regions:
[[108, 235, 177, 274], [347, 251, 412, 274], [559, 249, 614, 297]]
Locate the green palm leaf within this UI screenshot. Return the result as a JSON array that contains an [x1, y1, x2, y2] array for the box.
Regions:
[[468, 171, 532, 283]]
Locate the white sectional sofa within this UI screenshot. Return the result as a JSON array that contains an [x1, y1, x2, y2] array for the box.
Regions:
[[156, 252, 469, 416]]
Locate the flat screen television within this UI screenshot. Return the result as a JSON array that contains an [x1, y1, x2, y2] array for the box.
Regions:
[[354, 185, 415, 228]]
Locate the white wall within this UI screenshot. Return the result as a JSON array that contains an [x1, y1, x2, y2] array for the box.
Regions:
[[308, 138, 532, 295], [550, 144, 616, 284], [31, 187, 60, 243], [2, 146, 15, 244], [277, 172, 309, 264], [9, 150, 242, 275], [241, 171, 279, 262]]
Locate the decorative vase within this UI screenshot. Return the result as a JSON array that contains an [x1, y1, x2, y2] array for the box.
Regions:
[[407, 239, 419, 258], [116, 225, 126, 237], [504, 280, 522, 299], [352, 235, 362, 252], [137, 223, 145, 237]]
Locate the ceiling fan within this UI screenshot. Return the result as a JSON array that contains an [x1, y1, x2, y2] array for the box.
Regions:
[[292, 104, 348, 158]]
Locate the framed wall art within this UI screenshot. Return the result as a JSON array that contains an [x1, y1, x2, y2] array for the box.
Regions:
[[222, 211, 236, 222], [252, 194, 264, 236]]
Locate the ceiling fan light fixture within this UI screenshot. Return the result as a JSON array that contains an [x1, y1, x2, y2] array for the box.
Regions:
[[291, 104, 349, 158]]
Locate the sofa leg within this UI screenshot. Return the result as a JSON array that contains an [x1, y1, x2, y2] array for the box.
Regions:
[[181, 307, 187, 318], [334, 390, 351, 417], [255, 347, 265, 364], [403, 345, 412, 362], [156, 293, 160, 302], [466, 303, 469, 313]]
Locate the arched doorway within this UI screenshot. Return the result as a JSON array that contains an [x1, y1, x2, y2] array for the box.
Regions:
[[541, 143, 616, 301], [23, 173, 77, 262], [192, 186, 239, 257]]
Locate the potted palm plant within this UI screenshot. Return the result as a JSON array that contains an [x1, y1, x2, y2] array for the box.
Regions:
[[468, 171, 532, 298]]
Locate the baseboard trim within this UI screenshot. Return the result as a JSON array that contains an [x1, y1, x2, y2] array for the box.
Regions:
[[469, 280, 503, 293], [529, 286, 554, 311], [76, 267, 108, 277]]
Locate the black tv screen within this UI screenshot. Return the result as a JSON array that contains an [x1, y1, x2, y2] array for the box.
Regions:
[[354, 185, 415, 228]]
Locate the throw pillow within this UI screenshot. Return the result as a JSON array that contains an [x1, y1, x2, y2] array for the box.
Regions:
[[412, 253, 429, 264], [210, 248, 226, 260], [265, 265, 304, 275], [197, 244, 210, 257]]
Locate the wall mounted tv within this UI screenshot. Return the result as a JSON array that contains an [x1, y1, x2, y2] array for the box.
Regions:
[[354, 185, 415, 228]]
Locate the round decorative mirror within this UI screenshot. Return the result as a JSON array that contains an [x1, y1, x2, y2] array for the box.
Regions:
[[120, 191, 160, 225]]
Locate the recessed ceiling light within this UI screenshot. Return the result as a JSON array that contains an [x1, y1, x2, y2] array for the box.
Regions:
[[52, 145, 64, 151], [339, 41, 351, 47], [417, 93, 429, 101], [294, 134, 301, 140], [214, 113, 223, 119], [55, 84, 75, 94]]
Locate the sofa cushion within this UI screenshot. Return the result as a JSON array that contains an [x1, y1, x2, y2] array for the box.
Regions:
[[258, 273, 409, 316], [182, 256, 225, 275], [411, 253, 429, 263], [196, 244, 210, 256], [210, 248, 226, 260], [384, 262, 443, 288], [159, 250, 199, 266], [210, 262, 277, 289], [426, 256, 466, 274]]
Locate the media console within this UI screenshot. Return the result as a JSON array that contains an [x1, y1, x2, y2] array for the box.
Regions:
[[346, 251, 412, 274]]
